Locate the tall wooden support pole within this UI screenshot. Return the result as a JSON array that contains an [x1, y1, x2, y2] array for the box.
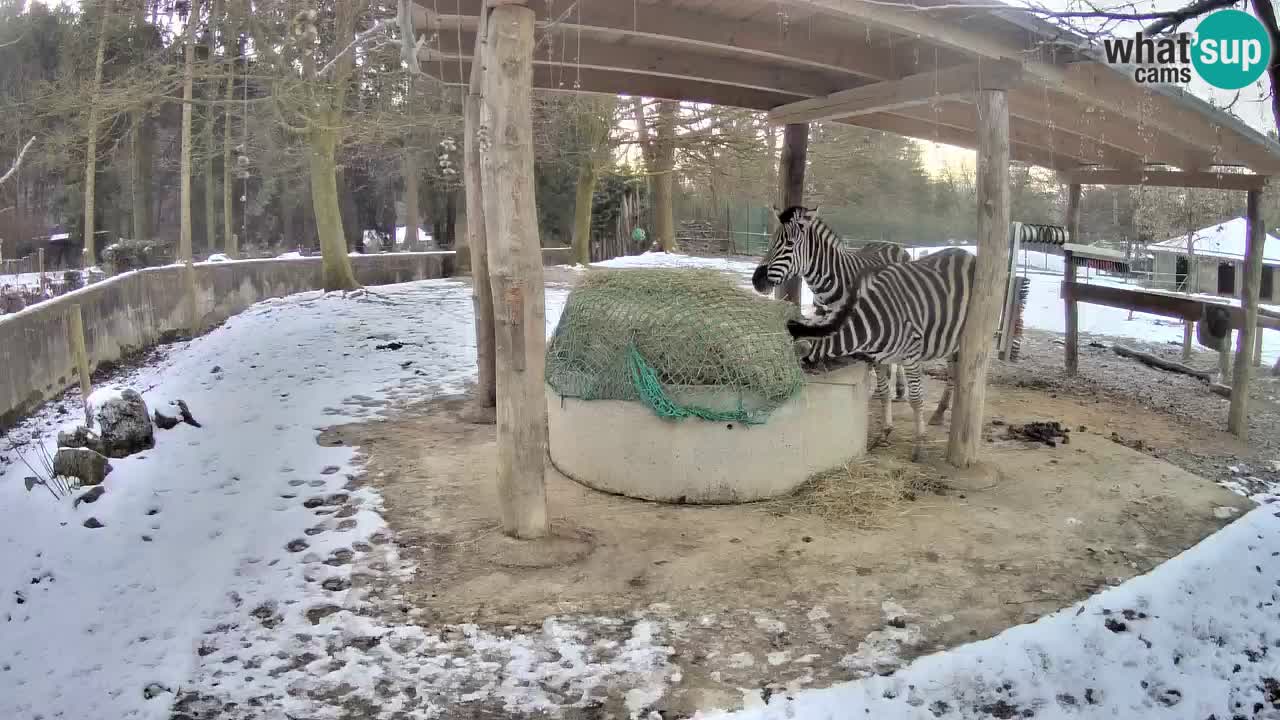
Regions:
[[68, 304, 92, 428], [776, 122, 808, 305], [1063, 184, 1082, 375], [465, 7, 496, 409], [479, 2, 548, 539], [1254, 330, 1264, 367], [946, 89, 1010, 468], [37, 248, 45, 296], [1228, 189, 1267, 439]]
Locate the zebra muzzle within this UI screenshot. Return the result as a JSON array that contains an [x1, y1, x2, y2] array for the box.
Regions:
[[751, 265, 773, 294]]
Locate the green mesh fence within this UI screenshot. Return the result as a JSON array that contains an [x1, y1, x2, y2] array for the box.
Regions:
[[546, 268, 805, 424]]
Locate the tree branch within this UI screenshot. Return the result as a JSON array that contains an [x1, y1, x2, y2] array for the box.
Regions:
[[1143, 0, 1242, 34], [316, 18, 394, 77], [1250, 0, 1280, 131], [0, 136, 35, 188], [396, 0, 427, 75]]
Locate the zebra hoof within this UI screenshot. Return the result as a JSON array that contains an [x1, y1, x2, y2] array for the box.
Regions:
[[927, 413, 946, 427]]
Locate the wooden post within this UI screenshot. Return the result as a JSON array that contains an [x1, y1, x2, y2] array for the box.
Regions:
[[1063, 184, 1082, 375], [1220, 331, 1232, 381], [947, 89, 1010, 468], [464, 5, 496, 410], [1228, 189, 1267, 439], [184, 259, 199, 333], [68, 304, 92, 428], [479, 1, 548, 539], [37, 247, 45, 296], [776, 122, 808, 305], [1253, 329, 1264, 367]]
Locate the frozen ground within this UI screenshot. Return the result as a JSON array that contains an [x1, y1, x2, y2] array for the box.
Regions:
[[0, 251, 1277, 719]]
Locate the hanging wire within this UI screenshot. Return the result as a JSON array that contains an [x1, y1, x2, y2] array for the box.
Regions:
[[241, 3, 249, 253], [454, 0, 464, 98], [574, 0, 582, 89], [931, 47, 940, 145], [431, 0, 445, 84]]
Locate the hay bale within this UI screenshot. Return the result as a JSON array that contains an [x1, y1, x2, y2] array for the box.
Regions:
[[545, 268, 804, 423]]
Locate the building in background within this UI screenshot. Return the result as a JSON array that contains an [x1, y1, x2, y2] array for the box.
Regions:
[[1148, 218, 1280, 303]]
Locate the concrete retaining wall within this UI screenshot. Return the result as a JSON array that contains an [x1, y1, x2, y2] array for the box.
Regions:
[[1, 249, 569, 430], [546, 363, 870, 504]]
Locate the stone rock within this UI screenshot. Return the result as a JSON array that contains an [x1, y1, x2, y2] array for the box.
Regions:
[[57, 426, 104, 455], [153, 409, 180, 430], [54, 447, 113, 487], [95, 389, 155, 458], [83, 517, 104, 529], [73, 486, 106, 508], [176, 400, 201, 428]]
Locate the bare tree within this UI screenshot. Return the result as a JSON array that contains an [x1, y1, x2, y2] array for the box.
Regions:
[[569, 97, 617, 265], [0, 136, 34, 188], [83, 0, 113, 267]]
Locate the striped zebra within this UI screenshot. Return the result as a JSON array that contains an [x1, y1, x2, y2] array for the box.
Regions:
[[751, 206, 910, 401], [786, 247, 977, 461]]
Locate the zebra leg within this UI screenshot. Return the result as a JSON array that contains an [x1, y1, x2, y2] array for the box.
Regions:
[[927, 355, 958, 426], [873, 363, 894, 431], [902, 362, 927, 462], [894, 363, 908, 401]]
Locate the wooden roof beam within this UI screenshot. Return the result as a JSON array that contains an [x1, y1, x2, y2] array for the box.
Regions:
[[422, 59, 802, 111], [843, 112, 1089, 170], [425, 32, 855, 98], [780, 1, 1280, 172], [1007, 86, 1205, 169], [1058, 62, 1280, 173], [767, 60, 1021, 125], [416, 2, 898, 83], [1062, 168, 1271, 190], [889, 101, 1145, 170]]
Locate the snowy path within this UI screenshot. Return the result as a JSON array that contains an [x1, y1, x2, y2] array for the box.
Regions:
[[0, 254, 1277, 719], [0, 281, 565, 718]]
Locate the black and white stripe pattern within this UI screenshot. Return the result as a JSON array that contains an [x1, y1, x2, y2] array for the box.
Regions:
[[787, 247, 977, 461], [751, 206, 911, 400]]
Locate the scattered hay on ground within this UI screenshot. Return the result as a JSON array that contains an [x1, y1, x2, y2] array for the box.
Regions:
[[759, 453, 947, 529]]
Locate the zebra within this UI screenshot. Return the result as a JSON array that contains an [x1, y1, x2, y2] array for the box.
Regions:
[[751, 205, 910, 401], [785, 247, 977, 462]]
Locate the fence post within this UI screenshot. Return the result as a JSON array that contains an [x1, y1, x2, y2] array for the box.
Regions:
[[37, 248, 45, 295], [68, 303, 93, 428]]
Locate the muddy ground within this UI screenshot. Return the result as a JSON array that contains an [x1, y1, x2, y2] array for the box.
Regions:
[[333, 335, 1259, 717]]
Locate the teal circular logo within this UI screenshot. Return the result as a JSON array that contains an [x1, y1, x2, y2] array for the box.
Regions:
[[1192, 9, 1273, 90]]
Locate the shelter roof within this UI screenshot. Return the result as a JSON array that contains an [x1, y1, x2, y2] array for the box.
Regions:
[[414, 0, 1280, 175]]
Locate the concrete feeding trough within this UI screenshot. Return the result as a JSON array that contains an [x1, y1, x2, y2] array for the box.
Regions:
[[546, 363, 870, 504]]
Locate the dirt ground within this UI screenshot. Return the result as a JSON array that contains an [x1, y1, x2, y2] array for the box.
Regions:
[[332, 379, 1255, 718]]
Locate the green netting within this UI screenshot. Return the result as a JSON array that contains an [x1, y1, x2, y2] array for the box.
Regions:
[[546, 268, 805, 424]]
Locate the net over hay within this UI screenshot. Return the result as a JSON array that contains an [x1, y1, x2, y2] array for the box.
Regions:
[[546, 268, 805, 424]]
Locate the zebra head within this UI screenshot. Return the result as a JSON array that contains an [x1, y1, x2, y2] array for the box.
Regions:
[[752, 205, 820, 294]]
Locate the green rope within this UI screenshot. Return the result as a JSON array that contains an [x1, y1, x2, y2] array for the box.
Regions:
[[625, 345, 763, 424]]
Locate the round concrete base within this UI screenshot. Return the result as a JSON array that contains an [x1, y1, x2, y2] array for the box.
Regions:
[[546, 363, 870, 504]]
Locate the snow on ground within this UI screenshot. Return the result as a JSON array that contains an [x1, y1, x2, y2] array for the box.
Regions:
[[0, 277, 687, 719], [698, 502, 1280, 720], [2, 251, 1278, 719]]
